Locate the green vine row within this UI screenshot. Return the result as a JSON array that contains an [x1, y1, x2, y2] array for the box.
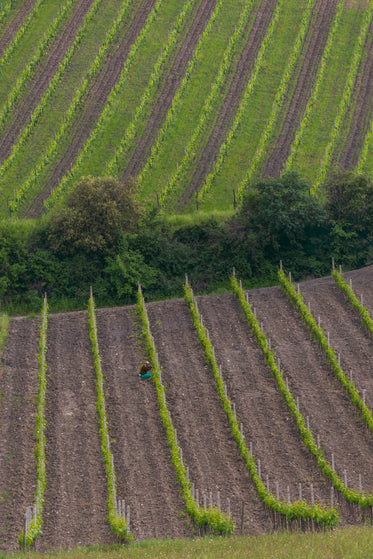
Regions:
[[105, 0, 197, 177], [150, 0, 256, 206], [197, 0, 283, 203], [332, 268, 373, 338], [186, 278, 338, 528], [0, 0, 46, 71], [237, 0, 315, 197], [312, 0, 373, 192], [278, 268, 373, 451], [19, 294, 48, 547], [9, 0, 136, 213], [285, 0, 345, 172], [0, 0, 104, 182], [233, 274, 373, 511], [137, 284, 234, 535], [0, 0, 76, 134], [88, 290, 132, 541], [0, 313, 9, 354]]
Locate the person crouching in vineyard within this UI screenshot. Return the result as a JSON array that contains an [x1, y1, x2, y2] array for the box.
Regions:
[[139, 360, 152, 380]]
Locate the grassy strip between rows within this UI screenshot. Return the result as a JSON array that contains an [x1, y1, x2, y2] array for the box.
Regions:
[[0, 0, 104, 185], [0, 0, 13, 25], [278, 269, 373, 472], [20, 295, 48, 547], [0, 0, 45, 72], [0, 0, 76, 133], [136, 284, 234, 535], [332, 268, 373, 337], [185, 276, 337, 528], [357, 106, 373, 173], [0, 312, 9, 354], [155, 0, 257, 208], [88, 291, 132, 541], [232, 274, 373, 511], [285, 0, 345, 173], [9, 0, 135, 214], [237, 0, 316, 198], [105, 0, 197, 177], [312, 0, 373, 192], [45, 0, 167, 211]]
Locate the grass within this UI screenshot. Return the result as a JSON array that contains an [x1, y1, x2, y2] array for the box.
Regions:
[[0, 313, 9, 354], [0, 0, 124, 207], [0, 1, 71, 109], [199, 0, 307, 212], [287, 4, 366, 184], [3, 527, 373, 558]]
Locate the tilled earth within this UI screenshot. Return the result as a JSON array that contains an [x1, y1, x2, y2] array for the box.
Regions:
[[1, 265, 373, 550]]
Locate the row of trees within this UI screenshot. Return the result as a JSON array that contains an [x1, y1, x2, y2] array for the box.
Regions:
[[1, 171, 372, 312]]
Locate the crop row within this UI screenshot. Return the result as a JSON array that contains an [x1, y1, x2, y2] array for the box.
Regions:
[[0, 312, 9, 353], [278, 269, 373, 453], [237, 0, 315, 198], [332, 268, 373, 338], [0, 0, 104, 183], [88, 290, 131, 541], [20, 294, 48, 548], [136, 284, 234, 535], [153, 0, 257, 207], [285, 0, 345, 173], [312, 0, 373, 192], [9, 0, 136, 213], [0, 0, 76, 134], [0, 0, 45, 73], [45, 0, 167, 211], [0, 0, 13, 25], [105, 0, 197, 177], [232, 273, 373, 511]]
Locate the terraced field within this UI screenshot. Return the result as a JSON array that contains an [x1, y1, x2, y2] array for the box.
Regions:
[[1, 265, 373, 551], [0, 0, 372, 217]]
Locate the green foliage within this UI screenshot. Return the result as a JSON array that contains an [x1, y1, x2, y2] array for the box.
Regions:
[[0, 314, 9, 355], [88, 293, 132, 541], [19, 295, 48, 548], [278, 268, 373, 508], [324, 170, 373, 268], [136, 286, 234, 535], [332, 268, 373, 337], [47, 176, 143, 254], [216, 276, 338, 527]]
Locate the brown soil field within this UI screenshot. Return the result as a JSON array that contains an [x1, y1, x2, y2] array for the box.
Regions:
[[1, 265, 373, 550]]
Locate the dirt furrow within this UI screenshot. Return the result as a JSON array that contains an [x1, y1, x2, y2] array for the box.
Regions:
[[37, 311, 115, 551], [344, 265, 373, 314], [177, 0, 277, 209], [300, 275, 373, 410], [122, 0, 218, 181], [196, 293, 336, 511], [0, 0, 37, 58], [262, 0, 339, 179], [338, 21, 373, 170], [0, 0, 97, 165], [0, 318, 39, 553], [25, 0, 156, 218], [249, 285, 373, 499], [147, 298, 271, 535], [95, 306, 193, 541]]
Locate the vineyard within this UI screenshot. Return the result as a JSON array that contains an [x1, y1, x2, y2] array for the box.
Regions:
[[0, 265, 373, 550], [0, 0, 372, 217]]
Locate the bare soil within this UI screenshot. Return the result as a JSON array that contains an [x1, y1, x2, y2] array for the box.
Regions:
[[0, 0, 97, 166], [2, 266, 373, 549], [262, 0, 340, 179], [95, 305, 194, 541], [147, 299, 271, 535], [0, 317, 39, 553], [0, 0, 37, 58]]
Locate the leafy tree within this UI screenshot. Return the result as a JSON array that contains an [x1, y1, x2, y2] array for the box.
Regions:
[[47, 176, 144, 254], [324, 170, 373, 267]]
